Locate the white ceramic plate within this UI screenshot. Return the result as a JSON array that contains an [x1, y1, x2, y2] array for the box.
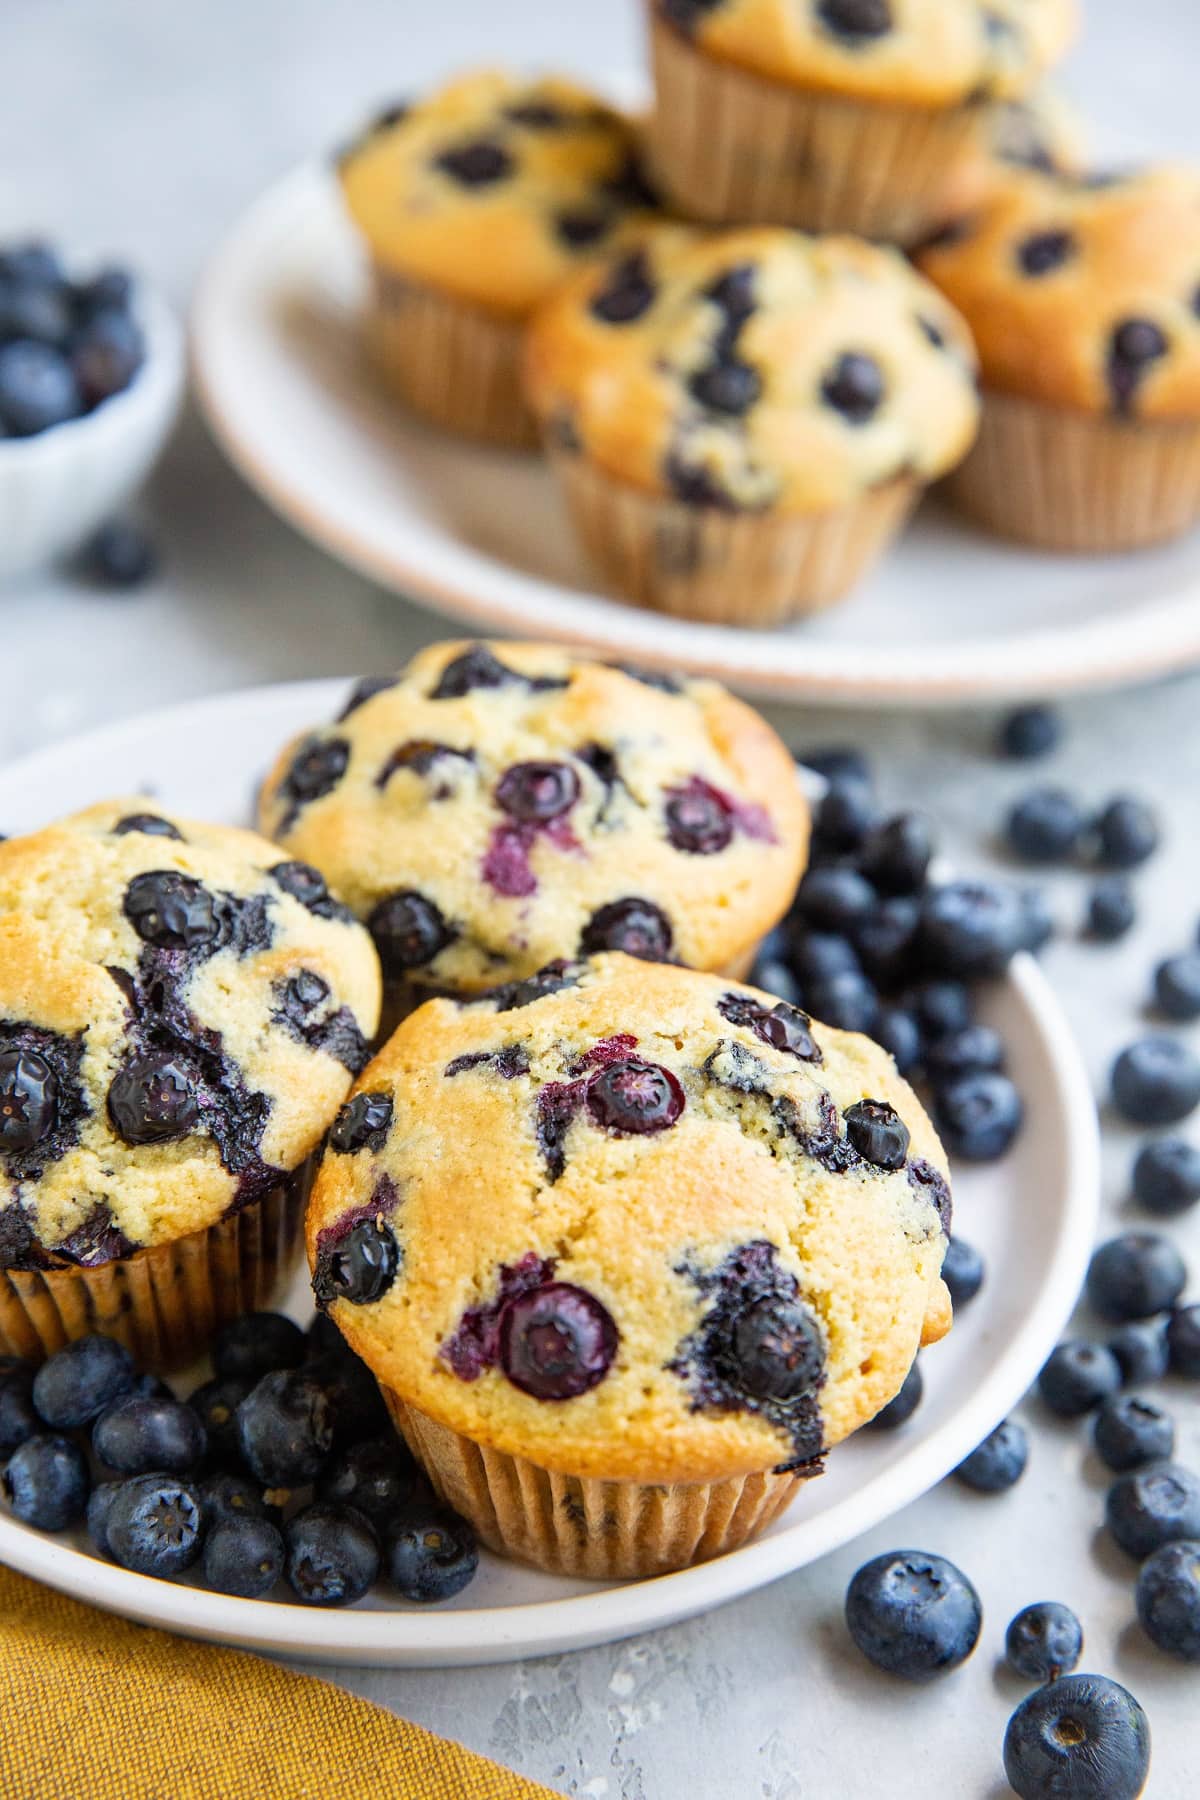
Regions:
[[191, 162, 1200, 707], [0, 681, 1099, 1665]]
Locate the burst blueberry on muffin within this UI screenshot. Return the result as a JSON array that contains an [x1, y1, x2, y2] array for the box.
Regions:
[[645, 0, 1078, 243], [337, 70, 658, 445], [524, 226, 979, 622], [306, 953, 952, 1577], [0, 802, 380, 1365], [918, 163, 1200, 550], [257, 641, 809, 1022]]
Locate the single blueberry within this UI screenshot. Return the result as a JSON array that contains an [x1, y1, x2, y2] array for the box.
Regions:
[[203, 1517, 286, 1598], [1106, 1462, 1200, 1558], [1108, 317, 1168, 414], [199, 1471, 281, 1530], [812, 780, 877, 855], [0, 339, 82, 435], [857, 814, 933, 896], [32, 1333, 134, 1429], [316, 1436, 421, 1525], [83, 520, 156, 589], [1166, 1305, 1200, 1378], [107, 1052, 199, 1146], [0, 1049, 57, 1152], [919, 880, 1028, 978], [749, 956, 802, 1009], [0, 1359, 38, 1457], [1, 1433, 90, 1530], [794, 745, 873, 788], [1094, 796, 1160, 868], [1017, 229, 1077, 276], [1003, 1675, 1149, 1800], [495, 760, 579, 823], [1086, 876, 1136, 941], [789, 931, 861, 986], [123, 869, 218, 951], [805, 969, 879, 1035], [1136, 1540, 1200, 1661], [910, 979, 973, 1040], [844, 1098, 910, 1170], [589, 251, 656, 325], [580, 896, 674, 960], [329, 1091, 393, 1155], [941, 1236, 985, 1308], [1154, 952, 1200, 1021], [924, 1025, 1005, 1085], [367, 890, 455, 975], [93, 1394, 207, 1476], [71, 308, 143, 404], [105, 1474, 203, 1576], [285, 1502, 380, 1605], [1111, 1037, 1200, 1126], [187, 1375, 252, 1469], [716, 993, 819, 1062], [844, 1549, 982, 1681], [867, 1361, 923, 1430], [499, 1281, 617, 1400], [1109, 1321, 1170, 1386], [934, 1072, 1023, 1161], [386, 1502, 479, 1602], [112, 813, 182, 841], [1038, 1341, 1122, 1417], [306, 1350, 391, 1449], [954, 1418, 1029, 1492], [793, 867, 877, 935], [1085, 1232, 1187, 1322], [1132, 1137, 1200, 1216], [1094, 1394, 1175, 1473], [821, 351, 885, 423], [312, 1217, 401, 1308], [872, 1006, 921, 1076], [1005, 1602, 1084, 1683], [212, 1311, 307, 1382], [853, 896, 920, 987], [236, 1370, 334, 1485], [434, 139, 513, 186], [1005, 786, 1085, 863], [663, 779, 734, 855], [721, 1294, 824, 1405], [688, 358, 761, 416]]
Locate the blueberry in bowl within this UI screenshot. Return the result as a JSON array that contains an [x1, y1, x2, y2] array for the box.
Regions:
[[0, 239, 182, 581]]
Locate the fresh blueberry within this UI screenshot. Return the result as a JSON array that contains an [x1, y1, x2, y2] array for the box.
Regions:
[[199, 1471, 280, 1529], [1106, 1462, 1200, 1558], [910, 980, 972, 1039], [792, 867, 877, 935], [749, 955, 802, 1008], [954, 1418, 1028, 1492], [794, 746, 873, 788], [1154, 953, 1200, 1021], [1038, 1341, 1122, 1417], [305, 1350, 391, 1448], [93, 1394, 207, 1477], [934, 1072, 1023, 1161], [1093, 1394, 1175, 1473], [82, 520, 157, 589], [1109, 1321, 1170, 1386], [306, 1312, 349, 1361], [316, 1436, 421, 1525], [1132, 1137, 1200, 1216], [853, 896, 920, 987], [1111, 1037, 1200, 1125], [805, 969, 879, 1035], [105, 1474, 203, 1576], [77, 266, 135, 318], [941, 1237, 985, 1308], [0, 339, 82, 435], [236, 1370, 334, 1485], [1136, 1540, 1200, 1661], [187, 1376, 252, 1468], [789, 931, 861, 986], [1, 1433, 90, 1530], [1085, 1232, 1186, 1322], [1, 280, 73, 346], [386, 1502, 479, 1602], [844, 1099, 910, 1170], [0, 242, 64, 286], [844, 1549, 981, 1681], [918, 880, 1027, 978], [1005, 1602, 1083, 1683], [1017, 887, 1055, 954], [212, 1311, 307, 1382], [32, 1333, 134, 1429], [1094, 796, 1160, 869], [867, 1361, 923, 1430], [812, 780, 877, 855], [285, 1502, 379, 1605], [86, 1479, 122, 1556], [998, 704, 1062, 760], [1006, 787, 1085, 863], [1003, 1675, 1149, 1800], [1166, 1305, 1200, 1378], [202, 1516, 286, 1598], [0, 1359, 38, 1457], [1086, 876, 1136, 941], [857, 814, 933, 896], [924, 1025, 1005, 1085], [71, 308, 143, 405], [872, 1006, 921, 1076]]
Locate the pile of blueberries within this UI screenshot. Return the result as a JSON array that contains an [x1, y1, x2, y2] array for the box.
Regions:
[[0, 1312, 478, 1606]]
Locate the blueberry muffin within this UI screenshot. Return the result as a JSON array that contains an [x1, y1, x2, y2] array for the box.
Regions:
[[337, 70, 657, 446], [306, 953, 952, 1577], [0, 802, 381, 1365], [524, 227, 979, 622], [645, 0, 1079, 243], [918, 164, 1200, 550], [258, 641, 809, 1026]]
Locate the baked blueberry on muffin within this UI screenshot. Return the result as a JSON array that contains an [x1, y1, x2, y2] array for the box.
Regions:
[[307, 953, 952, 1577], [645, 0, 1078, 243], [337, 70, 657, 445], [0, 802, 381, 1365], [918, 164, 1200, 550], [257, 641, 809, 1020], [524, 227, 979, 622]]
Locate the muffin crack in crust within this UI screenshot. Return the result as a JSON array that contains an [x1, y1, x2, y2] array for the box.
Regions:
[[305, 954, 952, 1485]]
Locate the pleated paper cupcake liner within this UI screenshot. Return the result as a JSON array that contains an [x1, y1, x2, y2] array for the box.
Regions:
[[366, 265, 538, 448], [945, 389, 1200, 552], [546, 444, 917, 626], [0, 1165, 309, 1368], [646, 13, 984, 244], [385, 1390, 805, 1579]]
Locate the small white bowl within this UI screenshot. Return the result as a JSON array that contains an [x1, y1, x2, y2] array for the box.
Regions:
[[0, 283, 185, 582]]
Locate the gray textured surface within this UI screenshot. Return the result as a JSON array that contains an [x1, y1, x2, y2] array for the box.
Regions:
[[3, 3, 1200, 1793]]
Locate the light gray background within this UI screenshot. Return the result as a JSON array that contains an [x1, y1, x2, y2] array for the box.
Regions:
[[3, 4, 1200, 1794]]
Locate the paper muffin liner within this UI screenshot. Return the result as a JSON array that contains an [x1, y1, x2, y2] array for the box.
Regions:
[[546, 443, 917, 626], [944, 389, 1200, 552], [384, 1390, 804, 1579], [0, 1164, 310, 1369], [646, 13, 984, 244], [366, 263, 538, 448]]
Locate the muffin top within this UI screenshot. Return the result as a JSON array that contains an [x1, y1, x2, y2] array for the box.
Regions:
[[524, 226, 979, 513], [338, 70, 656, 317], [257, 641, 809, 994], [917, 164, 1200, 419], [0, 802, 381, 1269], [308, 955, 951, 1483], [654, 0, 1078, 108]]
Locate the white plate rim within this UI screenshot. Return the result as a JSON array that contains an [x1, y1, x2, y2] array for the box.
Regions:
[[190, 160, 1200, 709], [0, 681, 1101, 1666]]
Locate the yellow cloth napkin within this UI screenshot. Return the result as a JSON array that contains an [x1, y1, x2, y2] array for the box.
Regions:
[[0, 1565, 561, 1799]]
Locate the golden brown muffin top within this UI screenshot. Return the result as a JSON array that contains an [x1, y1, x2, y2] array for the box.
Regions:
[[307, 954, 952, 1483], [918, 163, 1200, 418], [525, 225, 979, 513], [338, 70, 657, 316]]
